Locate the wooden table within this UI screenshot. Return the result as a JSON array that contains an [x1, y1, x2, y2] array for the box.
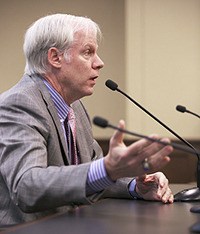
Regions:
[[3, 183, 200, 234]]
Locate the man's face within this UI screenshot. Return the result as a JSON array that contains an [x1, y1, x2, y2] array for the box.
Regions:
[[59, 30, 104, 104]]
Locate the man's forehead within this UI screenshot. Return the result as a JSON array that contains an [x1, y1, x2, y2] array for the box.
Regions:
[[73, 31, 97, 46]]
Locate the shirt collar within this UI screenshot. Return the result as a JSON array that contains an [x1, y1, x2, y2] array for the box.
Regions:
[[43, 79, 70, 121]]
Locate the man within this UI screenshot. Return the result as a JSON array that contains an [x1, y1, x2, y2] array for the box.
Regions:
[[0, 14, 173, 226]]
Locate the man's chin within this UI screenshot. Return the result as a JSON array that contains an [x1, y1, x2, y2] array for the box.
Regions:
[[86, 88, 94, 96], [80, 89, 94, 99]]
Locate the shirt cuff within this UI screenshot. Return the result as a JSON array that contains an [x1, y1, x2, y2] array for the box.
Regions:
[[86, 158, 114, 195], [129, 179, 143, 199]]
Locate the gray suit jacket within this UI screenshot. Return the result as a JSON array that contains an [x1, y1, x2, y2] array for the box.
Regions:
[[0, 74, 132, 225]]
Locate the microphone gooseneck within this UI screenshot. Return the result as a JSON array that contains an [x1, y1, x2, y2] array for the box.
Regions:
[[93, 116, 200, 156], [105, 79, 200, 201]]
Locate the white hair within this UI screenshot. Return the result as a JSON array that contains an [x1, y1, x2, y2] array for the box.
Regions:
[[23, 13, 102, 75]]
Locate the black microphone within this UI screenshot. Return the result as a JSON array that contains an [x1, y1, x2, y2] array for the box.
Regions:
[[105, 79, 200, 201], [176, 105, 187, 113], [176, 104, 200, 213], [93, 116, 200, 155], [176, 105, 200, 119]]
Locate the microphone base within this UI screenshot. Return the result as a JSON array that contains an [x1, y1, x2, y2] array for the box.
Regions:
[[190, 222, 200, 233], [174, 187, 200, 202]]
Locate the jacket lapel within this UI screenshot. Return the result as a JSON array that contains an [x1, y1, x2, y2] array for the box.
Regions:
[[30, 75, 71, 164], [72, 102, 94, 163]]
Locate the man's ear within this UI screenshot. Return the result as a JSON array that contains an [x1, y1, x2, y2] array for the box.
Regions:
[[47, 47, 62, 68]]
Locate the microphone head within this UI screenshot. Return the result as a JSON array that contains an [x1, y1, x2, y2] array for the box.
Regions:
[[176, 105, 187, 113], [93, 116, 109, 128], [105, 79, 118, 91]]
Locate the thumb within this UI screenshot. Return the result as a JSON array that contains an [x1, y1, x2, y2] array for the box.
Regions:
[[110, 119, 125, 146], [136, 174, 147, 183]]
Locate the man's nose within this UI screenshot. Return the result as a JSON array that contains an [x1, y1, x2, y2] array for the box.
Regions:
[[93, 55, 104, 69]]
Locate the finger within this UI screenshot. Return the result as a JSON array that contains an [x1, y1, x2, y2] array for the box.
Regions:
[[160, 188, 174, 204], [145, 141, 173, 172], [168, 193, 174, 203], [153, 173, 174, 203], [127, 136, 173, 171], [155, 173, 169, 196], [140, 137, 173, 160], [156, 172, 168, 188], [127, 134, 161, 157], [147, 147, 172, 171]]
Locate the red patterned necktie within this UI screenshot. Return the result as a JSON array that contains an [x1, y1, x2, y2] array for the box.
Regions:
[[67, 107, 79, 165]]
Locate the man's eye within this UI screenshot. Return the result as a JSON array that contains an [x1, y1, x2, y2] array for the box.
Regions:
[[84, 50, 91, 56]]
